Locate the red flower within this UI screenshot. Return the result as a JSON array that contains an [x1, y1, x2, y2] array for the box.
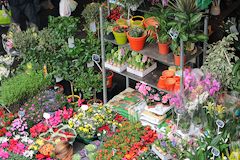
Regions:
[[36, 154, 45, 160]]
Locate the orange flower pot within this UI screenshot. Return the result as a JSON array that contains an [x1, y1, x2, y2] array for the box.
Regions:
[[107, 71, 114, 88], [144, 17, 158, 40], [165, 78, 176, 91], [174, 81, 180, 92], [173, 76, 180, 82], [127, 32, 147, 51], [157, 76, 167, 89], [174, 55, 186, 66], [158, 42, 169, 55], [162, 70, 175, 78]]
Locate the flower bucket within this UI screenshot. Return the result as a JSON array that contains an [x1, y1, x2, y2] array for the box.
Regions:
[[165, 78, 176, 91], [174, 54, 186, 66], [67, 95, 80, 105], [0, 8, 11, 25], [87, 99, 103, 106], [162, 70, 175, 78], [158, 42, 170, 55], [127, 32, 147, 51], [107, 70, 114, 88], [112, 27, 127, 45], [130, 16, 145, 29], [157, 76, 166, 89], [173, 76, 180, 82]]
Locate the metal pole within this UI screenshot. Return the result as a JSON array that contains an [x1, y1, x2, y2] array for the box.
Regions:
[[180, 40, 184, 94], [203, 11, 209, 62], [107, 0, 110, 15], [100, 7, 107, 104], [126, 77, 129, 88]]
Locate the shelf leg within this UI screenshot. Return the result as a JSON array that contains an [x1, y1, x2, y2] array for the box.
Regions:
[[126, 77, 129, 88], [100, 7, 107, 104], [203, 11, 209, 62], [180, 40, 184, 94]]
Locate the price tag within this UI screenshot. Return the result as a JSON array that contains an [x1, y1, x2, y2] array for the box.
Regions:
[[87, 61, 94, 68], [211, 147, 220, 157], [89, 21, 97, 32], [112, 148, 117, 156], [112, 124, 116, 132], [18, 111, 25, 119], [168, 28, 179, 40], [216, 120, 224, 128], [92, 54, 100, 63], [68, 37, 75, 48]]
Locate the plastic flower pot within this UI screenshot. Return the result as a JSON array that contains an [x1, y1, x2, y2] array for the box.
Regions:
[[112, 26, 128, 45], [157, 76, 167, 89], [174, 81, 180, 92], [174, 54, 186, 66], [162, 70, 175, 78], [87, 99, 103, 106], [116, 18, 127, 26], [127, 31, 147, 51], [130, 16, 145, 29], [106, 70, 114, 88], [164, 78, 176, 91], [173, 76, 180, 82], [158, 42, 170, 55], [67, 95, 80, 105], [144, 17, 158, 39]]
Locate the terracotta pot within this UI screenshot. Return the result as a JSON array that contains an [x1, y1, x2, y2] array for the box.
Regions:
[[107, 71, 114, 88], [174, 54, 186, 66], [144, 17, 158, 40], [165, 78, 176, 91], [157, 76, 167, 89], [127, 32, 147, 51], [130, 16, 145, 29], [162, 70, 175, 78], [87, 99, 103, 106], [158, 42, 170, 55], [112, 26, 128, 45]]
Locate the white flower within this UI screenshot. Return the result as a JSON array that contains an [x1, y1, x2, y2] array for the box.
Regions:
[[199, 92, 209, 104], [97, 133, 101, 137], [0, 137, 9, 143], [23, 150, 34, 158], [14, 135, 21, 140]]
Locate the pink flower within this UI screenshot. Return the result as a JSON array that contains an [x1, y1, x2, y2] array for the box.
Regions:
[[5, 132, 12, 137], [142, 55, 148, 63], [0, 148, 9, 159], [67, 98, 72, 103], [1, 142, 9, 148]]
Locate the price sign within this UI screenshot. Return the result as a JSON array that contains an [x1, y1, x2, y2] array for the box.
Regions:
[[18, 111, 25, 119], [68, 37, 75, 48], [211, 147, 220, 157], [92, 54, 100, 63], [168, 28, 179, 40]]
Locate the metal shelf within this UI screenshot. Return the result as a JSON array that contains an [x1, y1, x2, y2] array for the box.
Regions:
[[104, 38, 203, 66], [112, 66, 170, 93]]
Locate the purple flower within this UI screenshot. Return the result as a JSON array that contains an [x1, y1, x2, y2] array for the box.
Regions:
[[161, 141, 167, 147], [158, 133, 164, 139]]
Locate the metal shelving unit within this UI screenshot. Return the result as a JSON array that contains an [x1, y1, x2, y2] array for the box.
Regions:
[[99, 6, 208, 104]]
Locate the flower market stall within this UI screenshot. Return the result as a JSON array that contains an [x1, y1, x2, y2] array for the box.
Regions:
[[0, 0, 239, 160]]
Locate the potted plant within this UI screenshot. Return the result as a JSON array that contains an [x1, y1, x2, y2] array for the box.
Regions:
[[170, 40, 186, 66], [127, 27, 147, 51], [146, 3, 173, 55], [130, 16, 145, 29], [103, 21, 115, 40], [169, 0, 208, 52], [112, 26, 128, 45]]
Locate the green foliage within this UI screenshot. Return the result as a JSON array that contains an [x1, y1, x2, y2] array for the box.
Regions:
[[0, 71, 51, 107], [75, 68, 102, 100], [201, 34, 239, 89], [48, 16, 79, 39], [146, 3, 173, 43], [128, 27, 144, 37], [81, 3, 101, 24]]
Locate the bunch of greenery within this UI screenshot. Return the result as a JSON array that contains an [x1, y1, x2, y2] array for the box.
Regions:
[[75, 68, 102, 100], [81, 2, 101, 24], [0, 71, 51, 107], [201, 34, 239, 89], [48, 16, 80, 39]]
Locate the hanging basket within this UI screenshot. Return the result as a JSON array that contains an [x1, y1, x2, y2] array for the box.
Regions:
[[67, 95, 81, 105]]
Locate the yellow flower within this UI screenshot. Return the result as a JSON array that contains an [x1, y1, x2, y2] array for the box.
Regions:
[[28, 145, 38, 150], [36, 139, 44, 146], [83, 128, 89, 133], [78, 127, 84, 131], [216, 105, 225, 114], [68, 121, 73, 128]]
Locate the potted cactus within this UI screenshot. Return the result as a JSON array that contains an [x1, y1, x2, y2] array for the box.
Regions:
[[127, 27, 147, 51]]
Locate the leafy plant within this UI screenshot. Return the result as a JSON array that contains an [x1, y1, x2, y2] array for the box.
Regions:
[[114, 26, 128, 33], [168, 0, 208, 44], [146, 3, 173, 43], [48, 16, 79, 39], [201, 34, 239, 89], [81, 2, 101, 24], [128, 27, 144, 37], [0, 71, 51, 107]]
